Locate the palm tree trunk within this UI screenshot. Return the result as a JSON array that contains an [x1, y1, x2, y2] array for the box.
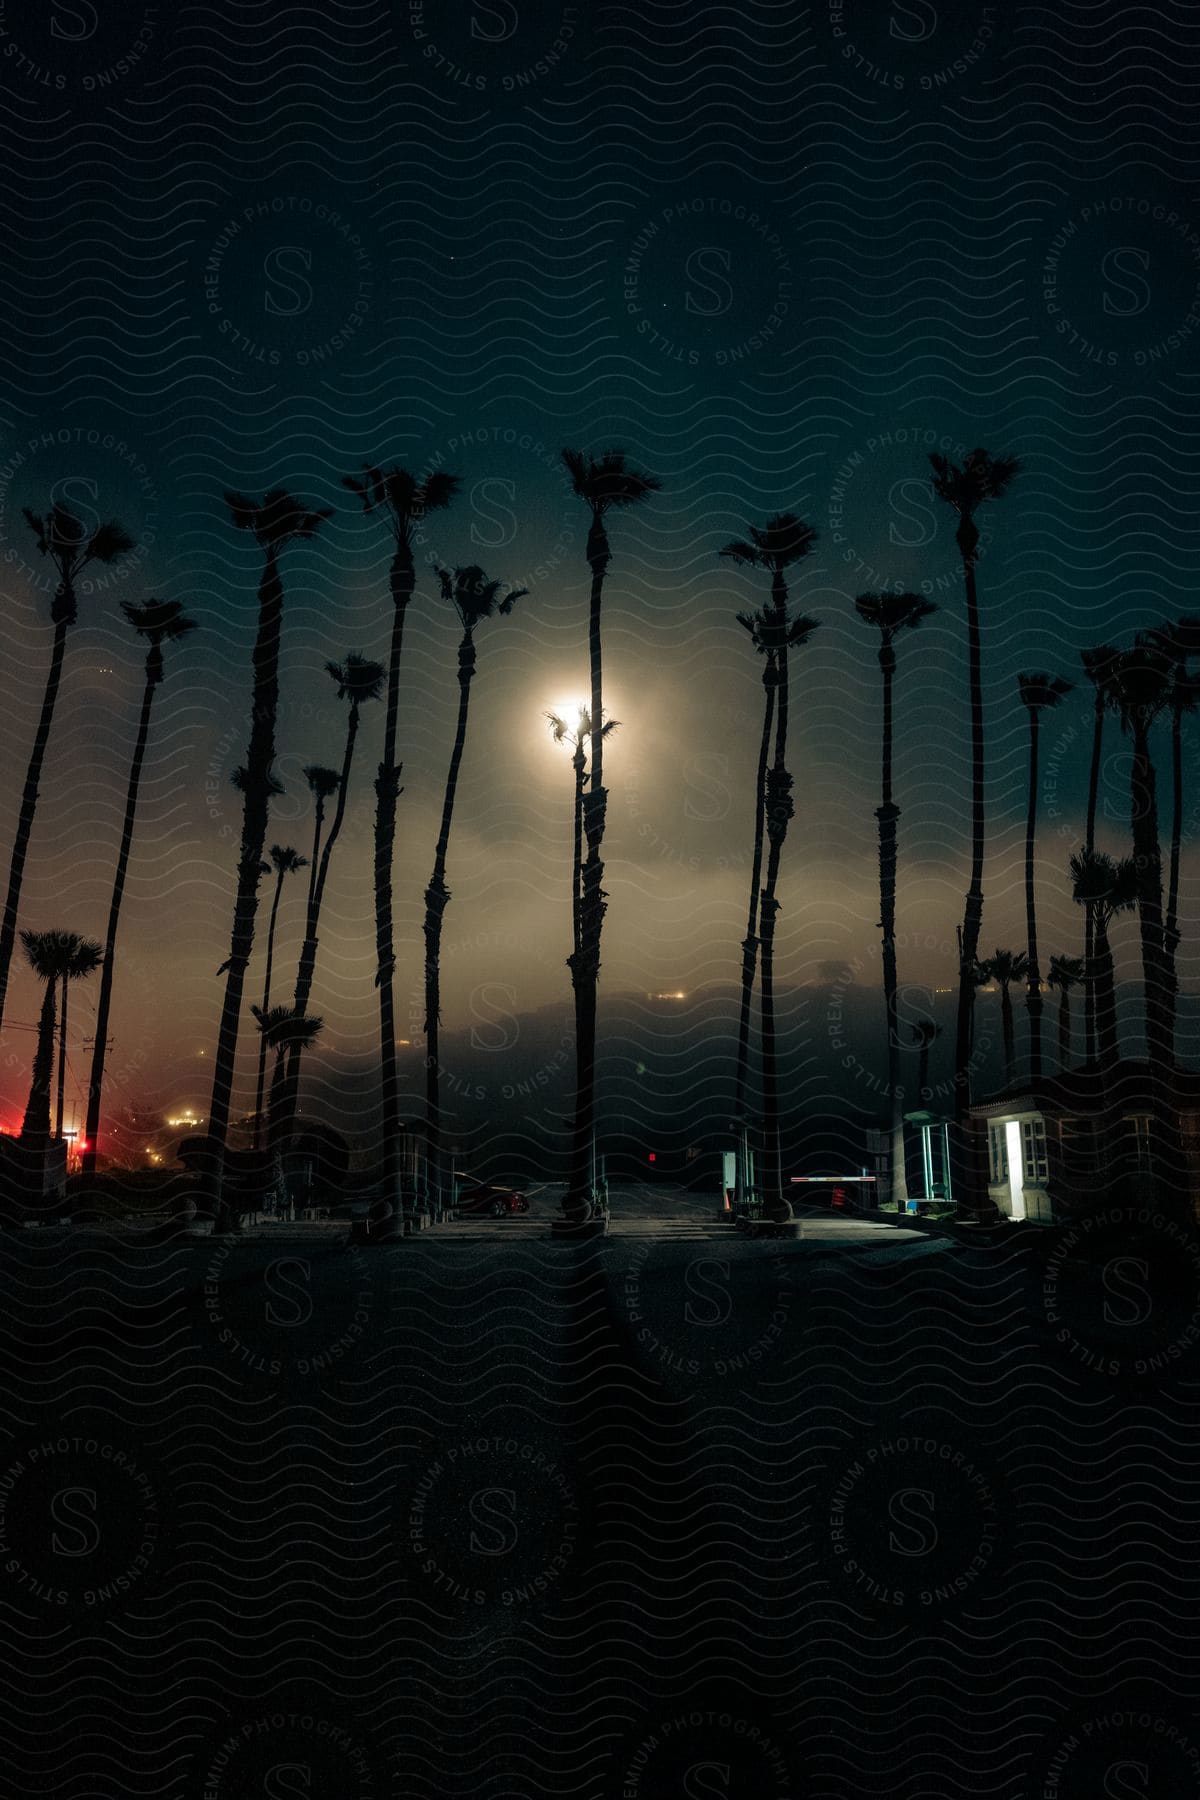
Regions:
[[1083, 694, 1104, 1061], [876, 639, 908, 1209], [1025, 707, 1044, 1082], [1094, 916, 1120, 1069], [1000, 983, 1015, 1087], [952, 521, 987, 1213], [758, 570, 795, 1224], [565, 516, 611, 1221], [22, 981, 57, 1140], [82, 654, 159, 1176], [204, 546, 284, 1222], [1058, 990, 1071, 1071], [277, 707, 362, 1147], [571, 744, 586, 960], [1163, 702, 1183, 1059], [424, 633, 476, 1218], [375, 542, 413, 1226], [918, 1041, 932, 1103], [0, 615, 69, 1042], [1128, 723, 1182, 1192], [733, 655, 776, 1208], [56, 972, 68, 1141], [252, 869, 286, 1151]]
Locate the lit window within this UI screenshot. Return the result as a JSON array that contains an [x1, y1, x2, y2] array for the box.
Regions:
[[988, 1124, 1008, 1184], [1021, 1119, 1048, 1183]]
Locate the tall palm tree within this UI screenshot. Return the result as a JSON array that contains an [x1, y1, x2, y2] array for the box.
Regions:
[[251, 1003, 323, 1153], [1070, 850, 1138, 1070], [546, 708, 618, 961], [855, 591, 938, 1206], [912, 1017, 940, 1105], [250, 844, 308, 1151], [0, 507, 134, 1045], [929, 449, 1021, 1207], [1018, 672, 1074, 1082], [55, 937, 102, 1142], [559, 449, 661, 1225], [342, 464, 460, 1231], [274, 654, 385, 1147], [1047, 955, 1085, 1072], [1079, 644, 1120, 1061], [981, 949, 1029, 1088], [1139, 618, 1200, 1056], [721, 512, 820, 1224], [81, 600, 198, 1175], [19, 930, 102, 1142], [423, 567, 525, 1216], [204, 490, 331, 1225]]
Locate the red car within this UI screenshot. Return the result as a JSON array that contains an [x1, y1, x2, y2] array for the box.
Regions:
[[453, 1174, 529, 1218]]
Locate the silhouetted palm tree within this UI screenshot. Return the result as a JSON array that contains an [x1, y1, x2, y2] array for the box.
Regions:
[[275, 654, 385, 1147], [251, 844, 308, 1151], [1139, 617, 1200, 1055], [912, 1017, 940, 1105], [722, 512, 820, 1224], [1079, 643, 1120, 1061], [1047, 955, 1085, 1072], [81, 600, 198, 1175], [0, 507, 134, 1045], [981, 948, 1029, 1087], [343, 464, 460, 1229], [1070, 850, 1138, 1069], [20, 930, 102, 1142], [560, 447, 661, 1225], [547, 708, 618, 960], [855, 591, 938, 1206], [423, 567, 525, 1215], [1018, 672, 1073, 1081], [205, 490, 331, 1224], [55, 936, 102, 1142], [929, 449, 1021, 1203]]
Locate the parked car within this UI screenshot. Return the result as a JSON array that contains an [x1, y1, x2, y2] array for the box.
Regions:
[[453, 1174, 529, 1218]]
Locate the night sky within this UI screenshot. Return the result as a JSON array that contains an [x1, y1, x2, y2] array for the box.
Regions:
[[2, 1, 1199, 1157]]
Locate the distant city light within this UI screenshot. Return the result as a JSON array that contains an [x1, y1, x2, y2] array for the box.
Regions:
[[648, 990, 687, 1001]]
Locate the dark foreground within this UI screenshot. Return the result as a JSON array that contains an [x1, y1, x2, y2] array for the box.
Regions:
[[1, 1186, 1198, 1798]]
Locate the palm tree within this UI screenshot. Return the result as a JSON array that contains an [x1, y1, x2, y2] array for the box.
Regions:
[[423, 567, 525, 1216], [250, 844, 308, 1151], [981, 948, 1029, 1088], [1079, 644, 1120, 1061], [0, 507, 134, 1045], [1047, 955, 1085, 1072], [274, 654, 385, 1148], [204, 490, 331, 1225], [251, 1003, 323, 1155], [546, 708, 618, 961], [721, 512, 820, 1224], [81, 600, 198, 1175], [559, 449, 661, 1225], [55, 936, 102, 1143], [1018, 672, 1074, 1082], [342, 464, 460, 1231], [19, 930, 102, 1143], [855, 591, 938, 1207], [1138, 618, 1200, 1056], [912, 1017, 940, 1105], [1070, 850, 1138, 1069], [929, 449, 1021, 1206]]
